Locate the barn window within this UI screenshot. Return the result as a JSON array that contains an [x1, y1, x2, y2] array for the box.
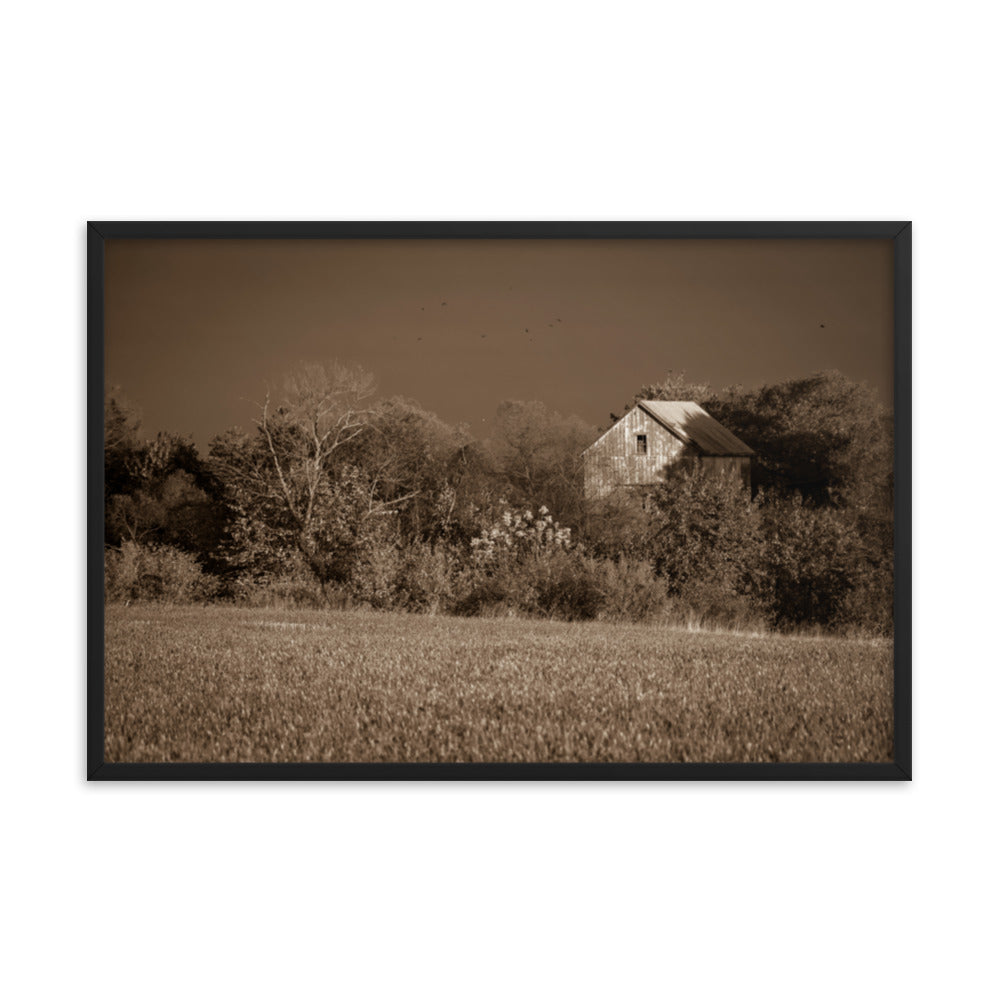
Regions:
[[636, 434, 647, 455]]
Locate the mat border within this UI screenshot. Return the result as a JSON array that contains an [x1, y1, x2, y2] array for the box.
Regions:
[[87, 221, 912, 781]]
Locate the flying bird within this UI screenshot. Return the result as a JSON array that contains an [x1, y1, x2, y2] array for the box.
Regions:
[[820, 323, 825, 328], [441, 302, 447, 306]]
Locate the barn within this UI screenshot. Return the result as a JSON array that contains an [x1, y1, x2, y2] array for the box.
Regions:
[[583, 400, 754, 501]]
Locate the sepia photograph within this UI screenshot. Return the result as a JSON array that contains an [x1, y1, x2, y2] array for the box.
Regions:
[[91, 223, 909, 778], [15, 2, 997, 993]]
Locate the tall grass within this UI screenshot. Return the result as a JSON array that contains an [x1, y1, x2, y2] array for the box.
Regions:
[[105, 605, 894, 764]]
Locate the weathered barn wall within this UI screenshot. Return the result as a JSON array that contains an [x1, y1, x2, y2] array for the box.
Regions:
[[584, 407, 753, 500], [584, 406, 695, 499], [697, 455, 752, 487]]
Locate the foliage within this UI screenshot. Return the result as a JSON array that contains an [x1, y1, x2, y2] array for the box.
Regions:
[[393, 541, 460, 613], [645, 466, 763, 597], [607, 370, 714, 426], [104, 389, 225, 567], [343, 396, 469, 542], [709, 370, 892, 507], [758, 497, 869, 629], [106, 362, 894, 634], [592, 557, 670, 622], [210, 363, 403, 589], [486, 401, 595, 529], [582, 490, 665, 562], [105, 541, 216, 604], [104, 389, 143, 496], [107, 468, 221, 555], [469, 501, 572, 565]]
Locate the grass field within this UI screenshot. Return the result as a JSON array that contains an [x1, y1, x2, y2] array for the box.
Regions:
[[104, 605, 894, 763]]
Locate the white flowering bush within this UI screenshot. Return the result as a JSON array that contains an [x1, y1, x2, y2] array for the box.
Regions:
[[469, 501, 572, 565], [455, 502, 606, 619]]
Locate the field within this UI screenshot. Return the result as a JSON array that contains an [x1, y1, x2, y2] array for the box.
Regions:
[[104, 606, 893, 763]]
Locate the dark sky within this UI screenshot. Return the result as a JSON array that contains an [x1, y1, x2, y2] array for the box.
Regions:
[[105, 238, 894, 450]]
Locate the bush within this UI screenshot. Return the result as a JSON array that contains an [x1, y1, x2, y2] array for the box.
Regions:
[[524, 549, 604, 620], [105, 541, 216, 604], [453, 548, 603, 621], [671, 579, 767, 633], [349, 538, 403, 609], [395, 542, 458, 612], [451, 572, 518, 618], [759, 497, 865, 629], [470, 502, 572, 565], [646, 467, 763, 598], [594, 557, 670, 622], [581, 492, 661, 562]]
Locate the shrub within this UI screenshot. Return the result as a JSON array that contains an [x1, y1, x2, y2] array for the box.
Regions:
[[470, 502, 572, 565], [105, 541, 216, 604], [646, 467, 763, 598], [581, 492, 661, 562], [523, 549, 604, 620], [451, 572, 519, 618], [349, 537, 403, 609], [759, 497, 866, 629], [671, 579, 768, 633], [594, 557, 670, 622], [453, 548, 603, 621], [395, 541, 458, 612]]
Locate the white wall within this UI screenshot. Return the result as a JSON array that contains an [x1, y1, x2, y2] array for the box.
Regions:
[[3, 2, 995, 998]]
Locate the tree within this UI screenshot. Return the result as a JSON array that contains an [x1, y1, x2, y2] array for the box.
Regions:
[[104, 391, 225, 561], [104, 389, 143, 498], [608, 370, 715, 425], [209, 361, 413, 590], [758, 496, 867, 628], [709, 370, 891, 507], [487, 400, 596, 527], [645, 466, 763, 600], [343, 396, 467, 543]]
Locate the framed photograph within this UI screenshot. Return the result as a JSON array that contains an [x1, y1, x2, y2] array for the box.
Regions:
[[88, 222, 911, 780]]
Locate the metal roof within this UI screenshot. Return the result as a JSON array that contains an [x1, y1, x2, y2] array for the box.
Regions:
[[638, 400, 754, 456]]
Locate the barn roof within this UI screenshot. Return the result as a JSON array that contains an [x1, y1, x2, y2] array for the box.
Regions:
[[637, 400, 754, 456]]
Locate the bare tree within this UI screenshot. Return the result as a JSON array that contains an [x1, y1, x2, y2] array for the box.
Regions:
[[257, 361, 376, 534], [211, 361, 423, 588]]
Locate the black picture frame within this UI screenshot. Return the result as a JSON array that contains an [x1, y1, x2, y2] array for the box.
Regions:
[[88, 221, 912, 781]]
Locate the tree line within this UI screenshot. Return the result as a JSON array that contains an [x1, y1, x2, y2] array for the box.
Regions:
[[104, 363, 893, 634]]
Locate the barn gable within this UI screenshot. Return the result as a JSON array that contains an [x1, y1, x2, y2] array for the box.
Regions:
[[583, 400, 753, 500]]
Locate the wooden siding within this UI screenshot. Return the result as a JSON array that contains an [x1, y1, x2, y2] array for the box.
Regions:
[[584, 408, 751, 499], [584, 407, 689, 499]]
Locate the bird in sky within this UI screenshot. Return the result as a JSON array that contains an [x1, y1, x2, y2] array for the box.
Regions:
[[441, 301, 447, 307], [820, 323, 825, 328]]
